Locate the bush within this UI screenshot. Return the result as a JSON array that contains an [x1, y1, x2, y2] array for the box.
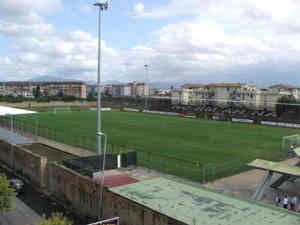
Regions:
[[39, 213, 72, 225], [0, 174, 16, 213]]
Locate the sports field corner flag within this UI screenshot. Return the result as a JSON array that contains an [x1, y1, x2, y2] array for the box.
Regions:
[[87, 217, 120, 225]]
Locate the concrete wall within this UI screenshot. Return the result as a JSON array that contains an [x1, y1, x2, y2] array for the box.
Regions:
[[48, 163, 184, 225], [0, 142, 47, 187], [0, 141, 185, 225], [0, 141, 13, 167], [47, 162, 99, 217], [12, 145, 47, 188]]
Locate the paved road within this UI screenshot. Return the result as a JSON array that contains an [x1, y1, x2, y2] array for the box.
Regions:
[[0, 197, 41, 225], [0, 166, 93, 225]]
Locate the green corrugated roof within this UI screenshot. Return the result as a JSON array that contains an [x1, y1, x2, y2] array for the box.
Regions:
[[110, 177, 300, 225]]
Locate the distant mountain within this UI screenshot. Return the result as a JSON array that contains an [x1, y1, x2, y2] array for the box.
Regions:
[[28, 76, 81, 82], [27, 77, 185, 89], [97, 80, 183, 89], [101, 80, 122, 85], [149, 82, 183, 89]]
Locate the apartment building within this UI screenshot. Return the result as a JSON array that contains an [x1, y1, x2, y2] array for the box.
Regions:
[[0, 81, 87, 99], [205, 83, 257, 108], [111, 82, 149, 97], [269, 84, 300, 99], [171, 83, 300, 111]]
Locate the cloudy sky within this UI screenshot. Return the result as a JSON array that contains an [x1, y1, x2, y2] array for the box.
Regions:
[[1, 0, 300, 86]]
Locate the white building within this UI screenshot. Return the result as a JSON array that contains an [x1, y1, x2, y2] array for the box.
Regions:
[[171, 83, 300, 111]]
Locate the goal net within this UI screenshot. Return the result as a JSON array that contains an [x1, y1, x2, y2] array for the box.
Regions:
[[282, 134, 300, 152], [53, 107, 72, 114]]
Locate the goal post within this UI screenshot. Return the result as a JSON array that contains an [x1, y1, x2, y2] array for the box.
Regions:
[[282, 134, 300, 152], [53, 107, 72, 114]]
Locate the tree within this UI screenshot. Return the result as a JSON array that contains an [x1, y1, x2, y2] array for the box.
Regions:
[[278, 95, 297, 104], [276, 95, 300, 119], [33, 86, 41, 98], [0, 174, 16, 213], [39, 213, 72, 225]]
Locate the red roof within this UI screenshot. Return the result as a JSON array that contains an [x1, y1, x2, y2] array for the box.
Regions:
[[94, 175, 138, 188]]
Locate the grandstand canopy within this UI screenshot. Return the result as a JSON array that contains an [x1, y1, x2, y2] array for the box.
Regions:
[[248, 159, 300, 177], [0, 105, 35, 116], [110, 177, 300, 225], [295, 147, 300, 157]]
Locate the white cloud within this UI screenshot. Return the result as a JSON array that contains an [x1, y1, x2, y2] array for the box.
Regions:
[[124, 0, 300, 84], [133, 3, 145, 16], [1, 0, 300, 86], [79, 4, 92, 14], [132, 0, 213, 18]]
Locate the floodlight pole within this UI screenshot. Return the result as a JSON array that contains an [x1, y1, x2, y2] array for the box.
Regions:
[[144, 64, 149, 109], [94, 1, 108, 220], [96, 132, 107, 220], [95, 1, 108, 157]]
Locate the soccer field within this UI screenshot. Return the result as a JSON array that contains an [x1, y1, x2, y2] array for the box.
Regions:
[[14, 111, 299, 181]]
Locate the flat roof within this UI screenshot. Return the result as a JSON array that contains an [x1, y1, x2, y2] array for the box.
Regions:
[[0, 127, 35, 145], [94, 175, 138, 188], [110, 177, 300, 225], [248, 159, 300, 177]]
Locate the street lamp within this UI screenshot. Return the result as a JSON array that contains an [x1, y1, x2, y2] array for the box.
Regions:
[[96, 131, 108, 219], [144, 64, 149, 109], [94, 0, 108, 170]]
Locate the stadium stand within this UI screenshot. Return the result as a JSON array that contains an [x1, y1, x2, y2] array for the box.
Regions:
[[248, 148, 300, 200]]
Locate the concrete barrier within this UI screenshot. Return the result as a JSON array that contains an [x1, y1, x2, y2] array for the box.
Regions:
[[123, 108, 140, 112]]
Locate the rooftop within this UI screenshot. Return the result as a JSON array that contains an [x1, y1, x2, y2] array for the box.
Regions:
[[269, 84, 299, 89], [110, 177, 300, 225], [206, 82, 246, 87], [182, 84, 206, 89], [0, 81, 86, 85]]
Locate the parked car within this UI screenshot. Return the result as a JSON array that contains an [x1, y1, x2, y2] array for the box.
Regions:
[[9, 179, 24, 194]]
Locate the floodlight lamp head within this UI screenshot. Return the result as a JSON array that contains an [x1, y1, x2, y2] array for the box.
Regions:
[[94, 1, 109, 10]]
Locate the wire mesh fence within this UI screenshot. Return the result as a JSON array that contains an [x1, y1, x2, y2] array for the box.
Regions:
[[0, 114, 251, 182], [201, 161, 249, 182], [137, 151, 250, 182]]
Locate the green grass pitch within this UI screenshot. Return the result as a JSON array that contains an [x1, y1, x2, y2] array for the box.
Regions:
[[15, 111, 299, 181]]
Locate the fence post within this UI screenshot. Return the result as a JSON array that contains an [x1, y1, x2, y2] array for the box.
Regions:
[[202, 164, 206, 183], [35, 119, 38, 136]]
